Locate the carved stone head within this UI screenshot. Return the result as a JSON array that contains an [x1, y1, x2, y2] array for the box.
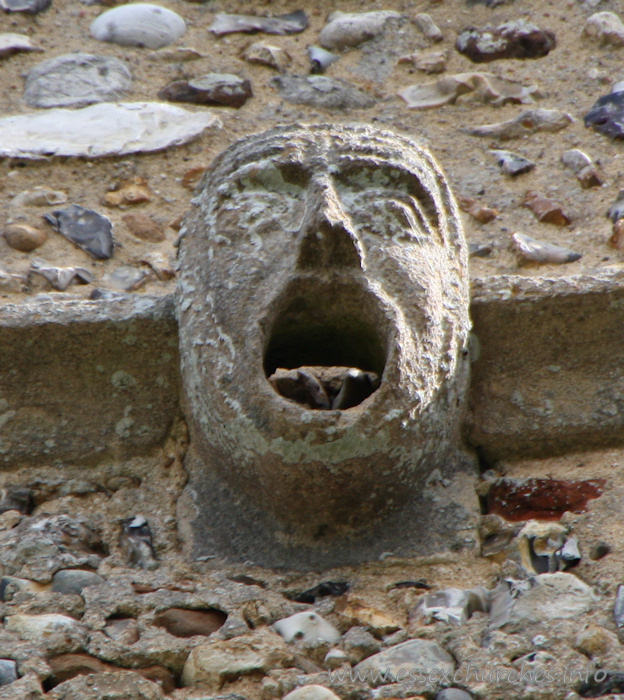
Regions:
[[176, 124, 474, 566]]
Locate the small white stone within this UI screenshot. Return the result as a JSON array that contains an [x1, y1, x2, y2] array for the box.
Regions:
[[273, 612, 341, 644], [90, 3, 186, 49], [5, 613, 81, 640]]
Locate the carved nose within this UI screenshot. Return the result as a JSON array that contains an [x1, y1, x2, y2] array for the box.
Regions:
[[296, 176, 364, 270]]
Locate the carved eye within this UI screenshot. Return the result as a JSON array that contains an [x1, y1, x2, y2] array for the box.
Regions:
[[344, 192, 430, 244]]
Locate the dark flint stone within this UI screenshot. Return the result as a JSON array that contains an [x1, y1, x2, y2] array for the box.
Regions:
[[159, 74, 252, 108], [580, 672, 624, 697], [44, 205, 113, 260], [0, 486, 33, 515], [390, 580, 431, 590], [289, 581, 349, 603], [121, 515, 158, 570], [457, 21, 556, 62], [585, 90, 624, 139]]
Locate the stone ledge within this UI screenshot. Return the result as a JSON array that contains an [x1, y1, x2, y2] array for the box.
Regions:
[[1, 269, 623, 468]]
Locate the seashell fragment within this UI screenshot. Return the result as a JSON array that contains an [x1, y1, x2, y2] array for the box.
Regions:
[[307, 46, 339, 74], [512, 233, 581, 265], [319, 11, 402, 50], [159, 73, 252, 108], [29, 258, 93, 291], [492, 149, 535, 176], [523, 191, 571, 225], [465, 108, 573, 139], [44, 204, 114, 259], [0, 32, 43, 58], [90, 3, 186, 49], [0, 102, 221, 159], [2, 224, 47, 252], [399, 72, 538, 109], [24, 53, 132, 109], [583, 11, 624, 46], [457, 20, 556, 62], [243, 41, 291, 71], [210, 10, 308, 37]]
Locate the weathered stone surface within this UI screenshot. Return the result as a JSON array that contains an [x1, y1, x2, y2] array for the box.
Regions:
[[271, 75, 376, 110], [47, 670, 164, 699], [353, 639, 455, 687], [24, 53, 132, 108], [51, 570, 104, 596], [181, 629, 294, 689], [176, 124, 475, 567]]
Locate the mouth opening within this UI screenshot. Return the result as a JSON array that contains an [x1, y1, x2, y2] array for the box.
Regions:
[[263, 278, 388, 410]]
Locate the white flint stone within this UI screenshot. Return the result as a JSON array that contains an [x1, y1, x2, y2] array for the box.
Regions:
[[319, 11, 402, 49], [0, 102, 220, 159], [284, 686, 342, 700], [584, 11, 624, 46], [90, 3, 186, 49], [5, 613, 81, 640], [273, 612, 341, 644], [0, 32, 42, 57]]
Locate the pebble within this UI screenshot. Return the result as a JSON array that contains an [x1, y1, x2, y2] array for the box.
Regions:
[[149, 46, 204, 62], [153, 607, 227, 637], [399, 73, 538, 109], [607, 190, 624, 221], [459, 196, 498, 223], [0, 102, 221, 159], [44, 204, 114, 260], [289, 581, 349, 604], [24, 53, 132, 109], [2, 224, 47, 252], [0, 32, 42, 58], [416, 587, 489, 625], [104, 177, 152, 207], [324, 648, 348, 669], [120, 515, 158, 570], [11, 187, 67, 207], [271, 75, 375, 110], [90, 3, 186, 49], [30, 259, 93, 291], [465, 108, 573, 139], [584, 84, 624, 139], [210, 10, 308, 36], [103, 616, 140, 645], [140, 252, 175, 280], [609, 219, 624, 249], [561, 148, 602, 188], [399, 50, 448, 74], [273, 612, 341, 644], [283, 687, 341, 700], [319, 11, 402, 50], [469, 242, 493, 257], [354, 639, 455, 687], [48, 670, 164, 700], [456, 20, 556, 62], [341, 626, 380, 663], [583, 11, 624, 46], [0, 660, 17, 687], [159, 73, 252, 108], [614, 584, 624, 627], [0, 0, 50, 13], [414, 13, 443, 42], [122, 212, 165, 242], [5, 613, 82, 640], [243, 41, 291, 71], [522, 191, 571, 225], [512, 233, 581, 266], [50, 569, 104, 595], [574, 623, 618, 657], [492, 149, 535, 176], [436, 690, 473, 700], [307, 46, 339, 74]]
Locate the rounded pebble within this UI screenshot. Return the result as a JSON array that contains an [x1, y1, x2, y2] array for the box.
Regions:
[[90, 3, 186, 49], [2, 224, 47, 252]]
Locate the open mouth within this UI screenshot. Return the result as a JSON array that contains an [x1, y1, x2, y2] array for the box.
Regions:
[[263, 277, 389, 410]]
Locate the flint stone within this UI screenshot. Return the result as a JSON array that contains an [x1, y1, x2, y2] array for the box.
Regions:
[[319, 11, 402, 49], [90, 3, 186, 49], [456, 20, 556, 62], [0, 32, 42, 57], [51, 570, 104, 596], [5, 613, 82, 640], [353, 639, 455, 687], [181, 629, 294, 688], [159, 74, 252, 108], [0, 660, 17, 687], [273, 612, 341, 644], [24, 53, 132, 109], [45, 205, 113, 260], [271, 75, 375, 109], [490, 573, 598, 629], [436, 690, 473, 700], [244, 42, 291, 71], [341, 626, 380, 664], [210, 10, 308, 36], [417, 586, 489, 624], [614, 584, 624, 627], [153, 607, 227, 637], [176, 124, 475, 567], [0, 102, 220, 159], [584, 11, 624, 46], [0, 0, 50, 12]]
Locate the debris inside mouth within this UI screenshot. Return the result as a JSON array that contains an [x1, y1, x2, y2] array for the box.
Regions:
[[268, 365, 380, 410]]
